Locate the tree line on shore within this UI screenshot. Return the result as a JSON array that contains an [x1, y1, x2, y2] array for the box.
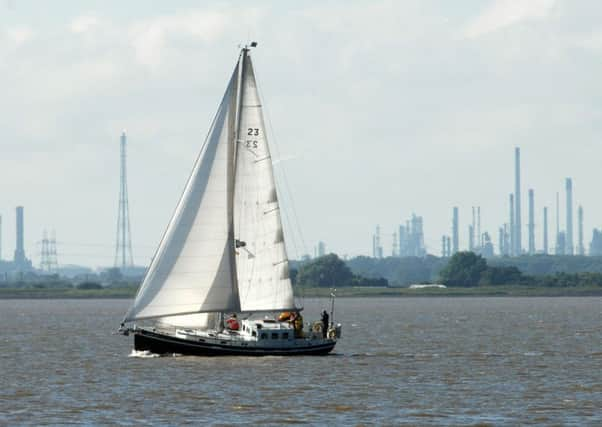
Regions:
[[3, 252, 602, 290], [293, 252, 602, 288], [439, 252, 602, 287]]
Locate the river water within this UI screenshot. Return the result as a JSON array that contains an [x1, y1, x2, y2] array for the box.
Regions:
[[1, 297, 601, 425]]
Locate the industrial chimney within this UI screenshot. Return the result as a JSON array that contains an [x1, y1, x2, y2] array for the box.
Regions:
[[565, 178, 574, 255], [452, 207, 459, 254], [514, 147, 522, 255], [528, 189, 535, 255], [14, 206, 26, 268]]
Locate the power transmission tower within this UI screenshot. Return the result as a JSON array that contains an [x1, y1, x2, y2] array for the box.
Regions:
[[49, 230, 58, 273], [40, 230, 50, 272], [40, 229, 59, 273], [114, 131, 134, 270]]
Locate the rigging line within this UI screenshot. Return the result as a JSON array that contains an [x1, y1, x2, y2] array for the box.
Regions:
[[253, 69, 307, 261], [234, 51, 247, 247]]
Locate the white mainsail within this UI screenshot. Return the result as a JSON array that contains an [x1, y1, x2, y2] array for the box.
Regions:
[[234, 55, 295, 312], [124, 48, 295, 324]]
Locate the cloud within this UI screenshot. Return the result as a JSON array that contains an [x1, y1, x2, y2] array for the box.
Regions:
[[70, 15, 100, 34], [5, 27, 34, 45], [464, 0, 556, 38], [576, 30, 602, 51], [127, 9, 239, 68], [2, 1, 602, 264]]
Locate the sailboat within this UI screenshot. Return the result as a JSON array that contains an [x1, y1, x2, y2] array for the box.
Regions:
[[120, 44, 341, 356]]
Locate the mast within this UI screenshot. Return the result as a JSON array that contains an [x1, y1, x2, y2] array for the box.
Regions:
[[227, 46, 251, 312]]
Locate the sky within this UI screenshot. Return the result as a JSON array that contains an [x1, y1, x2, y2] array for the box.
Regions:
[[1, 0, 602, 268]]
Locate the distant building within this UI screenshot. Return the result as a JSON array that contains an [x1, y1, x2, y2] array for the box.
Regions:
[[528, 189, 535, 255], [542, 207, 549, 255], [556, 231, 566, 256], [577, 205, 585, 256], [398, 214, 426, 257], [514, 147, 522, 255], [498, 224, 510, 256], [590, 229, 602, 256], [58, 264, 94, 279], [13, 206, 32, 272], [441, 236, 445, 257], [372, 225, 383, 258], [468, 224, 474, 252], [441, 235, 448, 257], [565, 178, 574, 255], [317, 241, 326, 257], [452, 207, 459, 254]]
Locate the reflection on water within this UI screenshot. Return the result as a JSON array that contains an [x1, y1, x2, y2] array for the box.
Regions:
[[0, 297, 601, 425]]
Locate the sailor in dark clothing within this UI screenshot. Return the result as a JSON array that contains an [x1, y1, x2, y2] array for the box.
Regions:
[[321, 310, 329, 338]]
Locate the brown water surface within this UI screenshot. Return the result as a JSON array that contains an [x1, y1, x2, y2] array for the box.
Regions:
[[1, 297, 601, 425]]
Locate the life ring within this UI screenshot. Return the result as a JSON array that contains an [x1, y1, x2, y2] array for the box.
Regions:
[[327, 329, 336, 339], [312, 322, 323, 333]]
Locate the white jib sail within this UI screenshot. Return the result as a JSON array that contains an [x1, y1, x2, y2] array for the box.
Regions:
[[124, 67, 241, 322], [234, 54, 295, 312], [158, 313, 219, 329]]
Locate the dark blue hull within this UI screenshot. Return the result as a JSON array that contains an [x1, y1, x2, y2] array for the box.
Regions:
[[134, 329, 336, 356]]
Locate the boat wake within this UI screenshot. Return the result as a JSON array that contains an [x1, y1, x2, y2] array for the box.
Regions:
[[128, 349, 161, 358], [128, 349, 183, 358]]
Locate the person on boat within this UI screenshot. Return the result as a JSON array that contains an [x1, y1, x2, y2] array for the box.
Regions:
[[321, 310, 329, 338], [293, 311, 304, 338], [226, 314, 240, 331]]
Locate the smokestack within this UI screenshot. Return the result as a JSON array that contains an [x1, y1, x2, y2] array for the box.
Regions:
[[372, 225, 382, 258], [498, 227, 504, 256], [14, 206, 25, 267], [477, 207, 481, 248], [509, 194, 515, 256], [555, 192, 564, 255], [0, 215, 2, 260], [528, 189, 535, 255], [452, 207, 459, 254], [556, 191, 560, 236], [470, 207, 475, 251], [468, 225, 474, 251], [503, 223, 509, 256], [514, 147, 522, 256], [566, 178, 574, 255], [543, 207, 548, 255], [578, 205, 584, 256]]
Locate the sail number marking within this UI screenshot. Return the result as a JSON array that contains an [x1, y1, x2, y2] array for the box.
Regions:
[[246, 128, 260, 149]]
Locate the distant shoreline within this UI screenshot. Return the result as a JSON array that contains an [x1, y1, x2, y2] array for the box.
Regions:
[[1, 286, 602, 299]]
